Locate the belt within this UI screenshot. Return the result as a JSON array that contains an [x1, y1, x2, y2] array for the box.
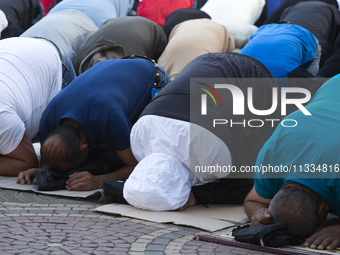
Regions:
[[122, 55, 161, 88]]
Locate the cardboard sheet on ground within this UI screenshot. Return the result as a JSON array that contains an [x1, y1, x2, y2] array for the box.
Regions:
[[0, 176, 103, 198], [95, 204, 248, 232]]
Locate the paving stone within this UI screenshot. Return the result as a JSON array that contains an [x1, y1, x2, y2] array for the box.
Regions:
[[4, 213, 21, 217], [81, 210, 102, 215], [159, 233, 183, 239], [0, 191, 272, 255], [198, 247, 216, 252], [10, 241, 28, 245], [55, 207, 71, 210], [17, 203, 32, 206], [145, 252, 165, 255], [37, 213, 53, 217], [130, 246, 146, 252], [3, 210, 28, 214], [83, 214, 100, 218], [111, 248, 130, 252], [51, 251, 69, 255], [146, 244, 167, 251], [115, 243, 131, 248], [153, 224, 168, 229], [182, 245, 199, 250], [4, 250, 20, 254], [32, 203, 47, 207], [2, 202, 18, 206], [181, 250, 198, 254], [52, 210, 77, 214], [92, 252, 108, 255], [131, 243, 147, 248], [151, 238, 171, 245], [137, 236, 157, 240], [94, 247, 116, 252], [164, 250, 182, 255], [120, 236, 138, 243], [174, 230, 198, 236]]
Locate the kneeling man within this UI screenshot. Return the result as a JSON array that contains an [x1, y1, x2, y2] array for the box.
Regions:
[[244, 74, 340, 250]]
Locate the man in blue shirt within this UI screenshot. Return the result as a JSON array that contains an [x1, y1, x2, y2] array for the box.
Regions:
[[240, 23, 319, 82], [244, 74, 340, 250], [17, 57, 169, 190]]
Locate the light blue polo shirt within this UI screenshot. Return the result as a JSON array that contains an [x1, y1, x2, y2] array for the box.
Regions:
[[48, 0, 133, 27], [240, 23, 317, 79]]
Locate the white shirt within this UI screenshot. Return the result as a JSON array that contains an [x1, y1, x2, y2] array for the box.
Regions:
[[0, 37, 62, 155], [125, 115, 233, 210], [131, 115, 232, 186], [201, 0, 265, 48]]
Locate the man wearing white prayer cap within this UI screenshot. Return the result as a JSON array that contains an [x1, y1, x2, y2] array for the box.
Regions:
[[103, 52, 280, 210]]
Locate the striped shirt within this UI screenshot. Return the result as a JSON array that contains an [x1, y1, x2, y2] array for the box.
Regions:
[[20, 9, 98, 62]]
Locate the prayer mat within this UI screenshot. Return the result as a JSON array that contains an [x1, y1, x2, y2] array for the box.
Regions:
[[196, 227, 340, 255]]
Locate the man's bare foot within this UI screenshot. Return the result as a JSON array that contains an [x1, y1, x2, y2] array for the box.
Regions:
[[179, 191, 196, 211]]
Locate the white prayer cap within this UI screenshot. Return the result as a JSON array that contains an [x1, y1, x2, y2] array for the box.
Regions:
[[123, 152, 192, 211]]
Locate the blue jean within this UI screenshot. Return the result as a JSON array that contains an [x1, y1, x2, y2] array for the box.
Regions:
[[34, 37, 76, 89], [60, 49, 77, 89]]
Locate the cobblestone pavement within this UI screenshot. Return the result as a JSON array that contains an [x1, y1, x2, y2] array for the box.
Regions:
[[0, 189, 275, 254]]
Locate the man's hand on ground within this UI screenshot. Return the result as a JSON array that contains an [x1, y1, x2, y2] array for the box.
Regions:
[[250, 208, 273, 227], [179, 191, 196, 211], [305, 225, 340, 250], [66, 171, 101, 191], [16, 168, 43, 185]]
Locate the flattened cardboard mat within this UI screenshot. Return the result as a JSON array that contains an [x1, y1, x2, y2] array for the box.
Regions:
[[0, 176, 103, 198], [0, 143, 103, 199], [95, 204, 248, 232], [6, 143, 248, 232], [1, 174, 248, 232]]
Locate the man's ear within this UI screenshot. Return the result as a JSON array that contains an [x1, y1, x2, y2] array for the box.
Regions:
[[80, 143, 89, 152], [318, 201, 329, 215]]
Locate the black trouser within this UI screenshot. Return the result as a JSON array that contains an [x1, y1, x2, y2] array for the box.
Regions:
[[317, 47, 340, 78], [192, 178, 254, 205]]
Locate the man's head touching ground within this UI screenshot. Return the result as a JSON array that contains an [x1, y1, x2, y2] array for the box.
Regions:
[[41, 124, 89, 171], [269, 182, 329, 238]]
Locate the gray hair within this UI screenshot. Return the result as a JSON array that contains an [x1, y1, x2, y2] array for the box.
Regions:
[[269, 187, 320, 238]]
